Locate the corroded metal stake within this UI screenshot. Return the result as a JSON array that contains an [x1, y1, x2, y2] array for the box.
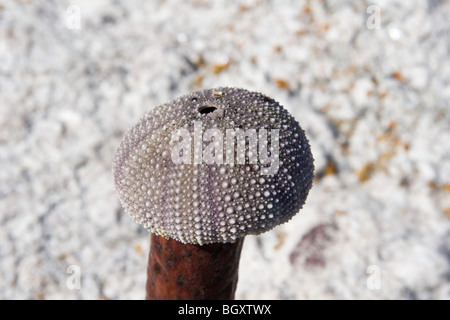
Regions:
[[146, 233, 244, 300]]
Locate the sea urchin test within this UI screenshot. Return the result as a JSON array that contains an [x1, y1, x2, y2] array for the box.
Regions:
[[113, 87, 314, 245], [113, 87, 314, 299]]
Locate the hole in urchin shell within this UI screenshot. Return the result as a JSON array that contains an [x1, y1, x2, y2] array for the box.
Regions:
[[198, 105, 217, 114]]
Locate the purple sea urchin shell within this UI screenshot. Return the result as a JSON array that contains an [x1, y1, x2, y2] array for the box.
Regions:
[[113, 87, 314, 245]]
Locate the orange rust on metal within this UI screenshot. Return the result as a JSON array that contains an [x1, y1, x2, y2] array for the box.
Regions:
[[146, 233, 244, 300]]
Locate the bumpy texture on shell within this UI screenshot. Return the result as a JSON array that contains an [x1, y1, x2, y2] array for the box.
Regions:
[[113, 87, 314, 245]]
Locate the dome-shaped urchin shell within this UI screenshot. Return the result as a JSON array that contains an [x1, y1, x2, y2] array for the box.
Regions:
[[113, 87, 314, 245]]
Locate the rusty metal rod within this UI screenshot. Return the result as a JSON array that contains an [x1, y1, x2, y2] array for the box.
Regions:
[[146, 233, 244, 300]]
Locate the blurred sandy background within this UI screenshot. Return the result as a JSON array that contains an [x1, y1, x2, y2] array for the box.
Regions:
[[0, 0, 449, 299]]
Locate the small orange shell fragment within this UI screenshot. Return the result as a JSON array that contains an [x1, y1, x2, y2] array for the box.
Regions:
[[274, 79, 290, 90]]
